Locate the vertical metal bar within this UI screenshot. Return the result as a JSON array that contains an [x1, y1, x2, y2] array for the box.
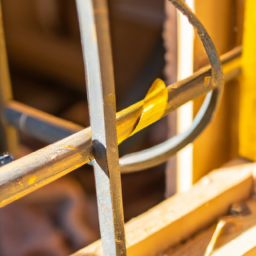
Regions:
[[164, 0, 178, 197], [75, 0, 126, 255], [0, 2, 17, 155]]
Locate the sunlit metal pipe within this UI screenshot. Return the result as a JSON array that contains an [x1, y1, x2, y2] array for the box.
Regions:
[[0, 46, 241, 208], [3, 47, 241, 145]]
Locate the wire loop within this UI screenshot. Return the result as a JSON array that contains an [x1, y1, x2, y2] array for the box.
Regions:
[[119, 0, 224, 173]]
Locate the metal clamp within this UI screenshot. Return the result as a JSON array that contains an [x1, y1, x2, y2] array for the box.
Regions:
[[119, 0, 224, 173]]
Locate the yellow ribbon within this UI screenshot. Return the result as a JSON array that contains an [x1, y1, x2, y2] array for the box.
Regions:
[[117, 78, 168, 144]]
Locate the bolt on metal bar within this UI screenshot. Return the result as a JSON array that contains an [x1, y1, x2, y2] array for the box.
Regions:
[[0, 2, 17, 155], [0, 47, 241, 208], [75, 0, 126, 255]]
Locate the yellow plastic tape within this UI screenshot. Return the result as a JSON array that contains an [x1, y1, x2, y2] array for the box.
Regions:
[[117, 78, 168, 144], [130, 78, 168, 136]]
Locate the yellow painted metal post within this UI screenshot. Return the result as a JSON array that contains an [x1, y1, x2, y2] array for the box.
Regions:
[[239, 0, 256, 160], [0, 2, 18, 155]]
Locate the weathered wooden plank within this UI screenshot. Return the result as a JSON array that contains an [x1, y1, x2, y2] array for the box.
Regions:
[[211, 220, 256, 256], [165, 198, 256, 255], [72, 163, 254, 256]]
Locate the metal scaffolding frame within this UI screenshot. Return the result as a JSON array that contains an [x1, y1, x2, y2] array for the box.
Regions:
[[0, 0, 242, 255]]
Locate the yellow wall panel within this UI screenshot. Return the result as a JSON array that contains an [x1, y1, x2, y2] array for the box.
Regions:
[[239, 0, 256, 160], [192, 0, 240, 182]]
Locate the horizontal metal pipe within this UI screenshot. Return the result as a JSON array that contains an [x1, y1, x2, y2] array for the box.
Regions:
[[0, 47, 241, 207], [3, 101, 83, 143], [3, 47, 241, 145]]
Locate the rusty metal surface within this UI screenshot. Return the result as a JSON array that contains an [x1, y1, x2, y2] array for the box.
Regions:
[[0, 126, 94, 207], [75, 0, 126, 254], [2, 48, 240, 145], [0, 1, 239, 254], [0, 46, 240, 209], [2, 48, 240, 147]]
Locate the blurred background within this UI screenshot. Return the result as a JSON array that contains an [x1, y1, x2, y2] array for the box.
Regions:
[[0, 0, 244, 255]]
